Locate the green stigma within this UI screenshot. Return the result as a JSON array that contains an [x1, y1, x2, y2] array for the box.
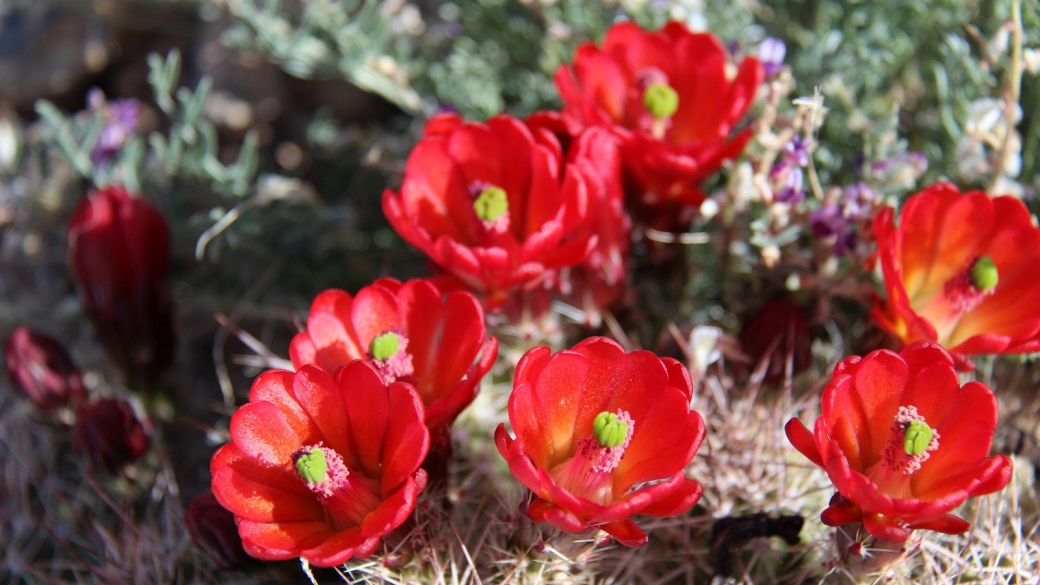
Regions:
[[643, 83, 679, 120], [473, 186, 509, 223], [970, 256, 999, 292], [592, 411, 629, 448], [370, 332, 401, 361], [903, 420, 933, 456], [296, 448, 327, 484]]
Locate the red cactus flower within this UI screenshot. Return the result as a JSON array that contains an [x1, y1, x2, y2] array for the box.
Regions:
[[381, 114, 597, 309], [555, 21, 763, 208], [785, 341, 1013, 542], [74, 398, 151, 474], [210, 361, 429, 567], [185, 492, 256, 570], [4, 325, 87, 410], [495, 336, 705, 546], [289, 278, 498, 436], [872, 182, 1040, 364], [738, 298, 813, 386], [68, 186, 175, 390], [525, 115, 632, 325]]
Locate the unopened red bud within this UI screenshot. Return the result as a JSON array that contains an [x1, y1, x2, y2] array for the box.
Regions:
[[73, 398, 150, 474], [4, 326, 86, 410], [185, 493, 255, 570], [68, 186, 175, 390], [739, 297, 813, 387]]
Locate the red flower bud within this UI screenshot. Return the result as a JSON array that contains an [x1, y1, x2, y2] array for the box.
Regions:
[[68, 186, 175, 389], [738, 298, 812, 386], [73, 398, 150, 474], [4, 326, 86, 410], [185, 492, 255, 570]]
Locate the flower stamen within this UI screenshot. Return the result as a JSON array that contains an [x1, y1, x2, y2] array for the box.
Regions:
[[367, 330, 414, 385], [943, 256, 998, 314], [549, 410, 634, 504], [593, 411, 629, 448], [292, 444, 381, 529], [881, 406, 939, 477], [471, 183, 510, 234]]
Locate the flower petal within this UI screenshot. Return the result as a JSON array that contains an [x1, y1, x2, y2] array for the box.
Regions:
[[352, 286, 402, 348], [361, 478, 420, 538], [230, 401, 301, 466], [531, 349, 591, 464], [237, 520, 330, 558], [292, 365, 352, 462], [248, 369, 320, 445], [381, 381, 429, 493], [336, 360, 389, 477], [299, 527, 364, 568], [908, 514, 969, 535], [599, 519, 648, 547], [290, 289, 364, 372], [785, 418, 824, 468]]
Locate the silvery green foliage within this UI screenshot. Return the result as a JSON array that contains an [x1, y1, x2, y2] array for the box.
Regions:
[[222, 0, 1036, 191], [696, 0, 1036, 188], [221, 0, 617, 118], [34, 50, 260, 198]]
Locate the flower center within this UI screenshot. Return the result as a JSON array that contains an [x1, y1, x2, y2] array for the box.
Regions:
[[296, 447, 328, 483], [592, 411, 629, 448], [643, 83, 679, 120], [969, 256, 998, 292], [370, 332, 401, 361], [548, 410, 634, 505], [942, 256, 999, 314], [641, 81, 678, 141], [367, 330, 414, 385], [903, 419, 933, 457], [866, 406, 939, 499], [471, 183, 510, 234], [292, 444, 382, 530], [882, 406, 939, 476]]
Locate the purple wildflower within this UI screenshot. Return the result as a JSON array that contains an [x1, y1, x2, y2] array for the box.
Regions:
[[840, 182, 877, 221], [782, 135, 810, 168], [88, 89, 139, 166], [811, 204, 857, 256], [776, 167, 806, 204], [870, 151, 928, 178], [758, 37, 786, 77]]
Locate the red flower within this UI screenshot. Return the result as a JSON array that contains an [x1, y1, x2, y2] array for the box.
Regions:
[[872, 182, 1040, 363], [495, 337, 705, 546], [185, 492, 256, 570], [555, 22, 762, 208], [525, 115, 632, 325], [382, 114, 597, 308], [210, 361, 429, 567], [785, 342, 1013, 542], [68, 186, 175, 390], [289, 278, 498, 435], [738, 298, 812, 387], [4, 325, 87, 410], [74, 398, 151, 474]]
